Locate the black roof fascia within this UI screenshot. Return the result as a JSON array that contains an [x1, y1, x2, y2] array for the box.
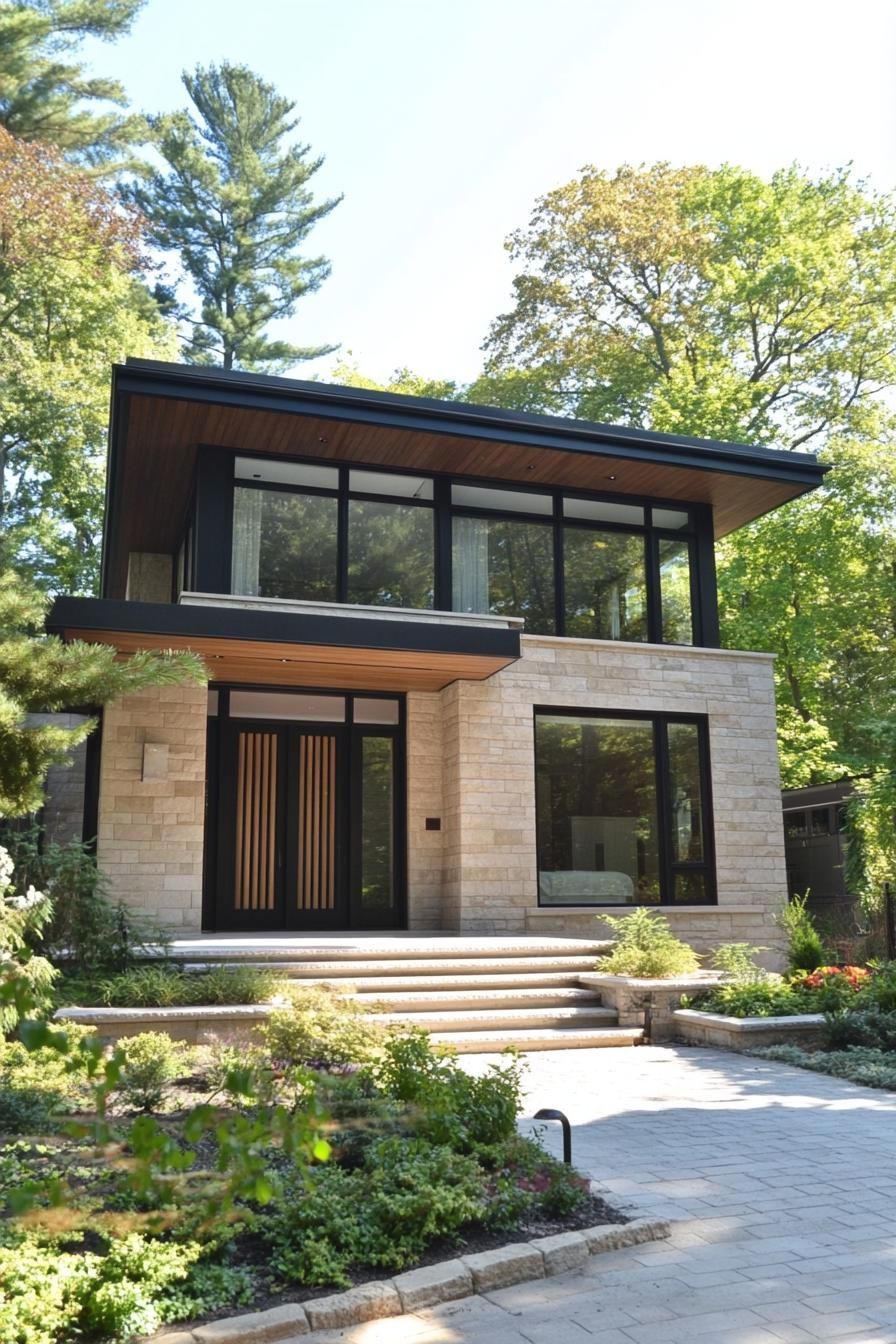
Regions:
[[115, 359, 830, 486], [48, 597, 522, 662]]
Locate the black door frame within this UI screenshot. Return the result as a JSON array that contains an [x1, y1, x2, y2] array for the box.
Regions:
[[205, 688, 406, 932]]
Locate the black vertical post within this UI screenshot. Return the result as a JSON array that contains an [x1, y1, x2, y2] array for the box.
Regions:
[[885, 882, 895, 963]]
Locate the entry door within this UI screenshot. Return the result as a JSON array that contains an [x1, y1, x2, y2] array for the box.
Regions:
[[217, 721, 347, 931]]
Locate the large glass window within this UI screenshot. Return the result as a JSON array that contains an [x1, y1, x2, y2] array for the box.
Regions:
[[535, 711, 714, 906], [228, 460, 710, 645], [563, 529, 648, 640], [232, 486, 338, 602], [658, 537, 694, 644], [348, 499, 434, 608], [452, 515, 555, 633]]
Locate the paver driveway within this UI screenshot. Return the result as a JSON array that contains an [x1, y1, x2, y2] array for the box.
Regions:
[[298, 1045, 896, 1344]]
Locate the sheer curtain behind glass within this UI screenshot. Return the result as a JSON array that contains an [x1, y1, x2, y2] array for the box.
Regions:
[[452, 516, 490, 613], [231, 488, 264, 596]]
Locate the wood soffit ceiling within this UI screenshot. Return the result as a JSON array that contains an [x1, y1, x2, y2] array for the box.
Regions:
[[60, 627, 516, 694], [109, 388, 822, 595]]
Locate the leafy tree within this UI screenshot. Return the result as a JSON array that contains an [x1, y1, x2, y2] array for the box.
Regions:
[[0, 568, 205, 816], [720, 435, 896, 786], [128, 62, 341, 372], [481, 161, 896, 820], [0, 127, 175, 592], [0, 0, 145, 170], [331, 360, 463, 402], [482, 162, 896, 448]]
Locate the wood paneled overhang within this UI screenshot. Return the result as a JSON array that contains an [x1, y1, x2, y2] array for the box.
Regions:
[[47, 597, 521, 693], [103, 359, 830, 598]]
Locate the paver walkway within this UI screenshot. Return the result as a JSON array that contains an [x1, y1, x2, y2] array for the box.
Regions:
[[298, 1046, 896, 1344]]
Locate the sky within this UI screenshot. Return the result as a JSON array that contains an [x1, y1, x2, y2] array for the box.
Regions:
[[84, 0, 896, 385]]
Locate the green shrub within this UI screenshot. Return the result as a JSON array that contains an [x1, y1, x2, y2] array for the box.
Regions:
[[100, 964, 191, 1007], [823, 1006, 896, 1052], [98, 962, 286, 1008], [598, 908, 699, 978], [776, 892, 827, 973], [692, 979, 817, 1017], [116, 1032, 192, 1111], [0, 1030, 94, 1135], [7, 823, 169, 974], [755, 1042, 896, 1091], [481, 1133, 591, 1224], [263, 984, 385, 1069], [268, 1138, 486, 1287], [0, 1233, 204, 1344], [711, 942, 770, 983], [193, 963, 286, 1005], [372, 1030, 523, 1151]]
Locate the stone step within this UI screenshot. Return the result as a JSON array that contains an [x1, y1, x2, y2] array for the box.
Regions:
[[164, 938, 610, 965], [431, 1026, 644, 1053], [357, 987, 603, 1012], [178, 955, 601, 979], [304, 971, 590, 993], [375, 1005, 617, 1033]]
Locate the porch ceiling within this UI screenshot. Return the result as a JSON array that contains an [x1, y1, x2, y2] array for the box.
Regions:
[[48, 597, 520, 692]]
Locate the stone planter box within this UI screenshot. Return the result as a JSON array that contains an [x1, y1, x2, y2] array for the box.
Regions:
[[673, 1008, 826, 1050], [55, 1003, 283, 1044], [578, 971, 724, 1041]]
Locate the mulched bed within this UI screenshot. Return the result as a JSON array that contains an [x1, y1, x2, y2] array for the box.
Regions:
[[188, 1191, 628, 1325]]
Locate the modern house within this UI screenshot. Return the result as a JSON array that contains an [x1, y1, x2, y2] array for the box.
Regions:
[[47, 359, 827, 955]]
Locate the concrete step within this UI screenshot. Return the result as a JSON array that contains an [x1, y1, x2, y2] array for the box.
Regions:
[[165, 938, 610, 965], [431, 1026, 644, 1053], [178, 955, 602, 979], [302, 971, 590, 993], [375, 1005, 617, 1033], [357, 987, 603, 1012]]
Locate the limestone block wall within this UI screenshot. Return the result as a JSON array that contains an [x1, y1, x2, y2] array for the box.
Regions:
[[405, 692, 444, 930], [404, 635, 788, 960], [96, 684, 207, 931]]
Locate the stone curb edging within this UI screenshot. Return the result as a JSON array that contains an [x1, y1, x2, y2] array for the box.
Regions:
[[150, 1217, 671, 1343]]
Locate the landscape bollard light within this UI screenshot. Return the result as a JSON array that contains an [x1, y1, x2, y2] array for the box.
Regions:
[[534, 1107, 572, 1164]]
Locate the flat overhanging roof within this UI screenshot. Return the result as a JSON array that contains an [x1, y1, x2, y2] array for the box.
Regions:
[[102, 359, 829, 599], [47, 597, 521, 693]]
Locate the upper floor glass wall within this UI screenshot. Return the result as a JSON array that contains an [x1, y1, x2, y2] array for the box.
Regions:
[[227, 456, 711, 645]]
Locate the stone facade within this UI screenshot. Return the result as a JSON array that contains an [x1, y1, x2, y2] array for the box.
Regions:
[[96, 683, 207, 929], [404, 634, 788, 958], [86, 635, 787, 952]]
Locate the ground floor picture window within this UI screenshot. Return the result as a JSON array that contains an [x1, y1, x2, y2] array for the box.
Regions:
[[535, 710, 714, 906]]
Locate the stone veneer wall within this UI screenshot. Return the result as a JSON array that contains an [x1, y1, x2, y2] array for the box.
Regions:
[[96, 684, 207, 931], [403, 635, 788, 961]]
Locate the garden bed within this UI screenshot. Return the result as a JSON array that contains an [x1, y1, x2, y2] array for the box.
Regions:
[[0, 986, 630, 1344]]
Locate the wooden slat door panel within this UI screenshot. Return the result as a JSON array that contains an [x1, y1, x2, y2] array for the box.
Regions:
[[296, 734, 338, 914], [233, 730, 279, 912]]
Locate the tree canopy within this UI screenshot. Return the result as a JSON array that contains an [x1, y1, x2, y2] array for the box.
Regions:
[[0, 0, 145, 169], [128, 62, 341, 372], [0, 127, 175, 592], [483, 162, 896, 448]]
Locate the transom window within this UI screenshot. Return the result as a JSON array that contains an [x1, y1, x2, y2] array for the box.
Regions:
[[534, 710, 715, 906], [227, 459, 707, 645]]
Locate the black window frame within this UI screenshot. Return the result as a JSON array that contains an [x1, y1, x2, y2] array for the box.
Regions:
[[533, 706, 717, 907], [193, 445, 720, 647]]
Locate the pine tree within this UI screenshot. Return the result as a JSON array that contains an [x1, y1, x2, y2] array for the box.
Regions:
[[0, 0, 145, 170], [129, 63, 341, 373], [0, 569, 204, 815]]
